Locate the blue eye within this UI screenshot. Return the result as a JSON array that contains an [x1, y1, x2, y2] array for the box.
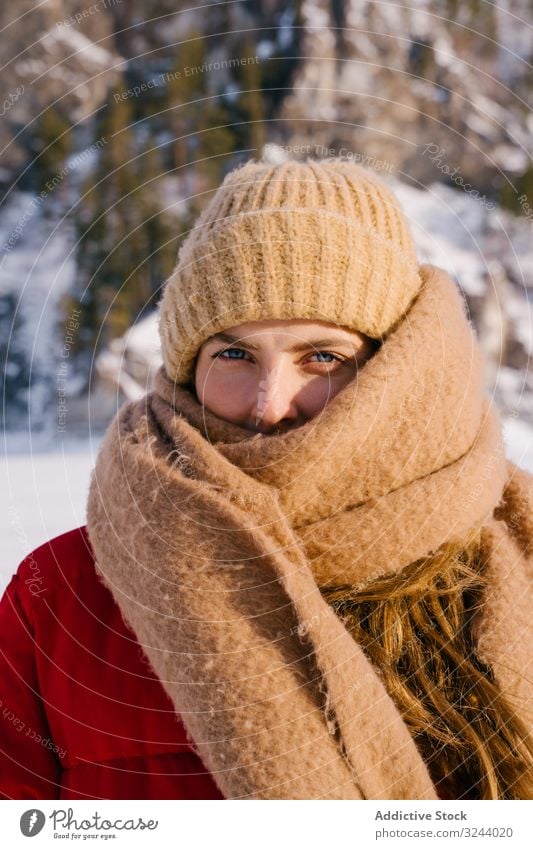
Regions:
[[310, 351, 342, 363], [211, 348, 344, 365], [213, 347, 249, 360]]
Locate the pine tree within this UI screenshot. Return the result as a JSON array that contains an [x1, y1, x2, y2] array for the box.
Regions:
[[32, 106, 73, 192], [0, 292, 31, 427], [167, 29, 208, 170], [64, 75, 180, 387], [499, 164, 533, 216], [234, 38, 266, 155]]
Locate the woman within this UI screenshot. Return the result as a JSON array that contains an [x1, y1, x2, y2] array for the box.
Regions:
[[2, 156, 532, 800]]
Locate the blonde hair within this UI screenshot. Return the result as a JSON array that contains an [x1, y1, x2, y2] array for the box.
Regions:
[[321, 528, 533, 799]]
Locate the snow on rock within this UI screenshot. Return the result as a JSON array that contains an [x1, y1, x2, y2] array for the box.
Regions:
[[502, 415, 533, 473], [93, 311, 163, 403], [49, 27, 116, 69]]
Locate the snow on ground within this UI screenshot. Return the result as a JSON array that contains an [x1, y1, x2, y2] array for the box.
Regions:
[[2, 415, 533, 594], [1, 434, 103, 593]]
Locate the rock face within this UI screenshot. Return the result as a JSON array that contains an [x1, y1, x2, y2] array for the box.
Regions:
[[279, 0, 532, 192], [1, 0, 532, 444], [0, 0, 119, 176]]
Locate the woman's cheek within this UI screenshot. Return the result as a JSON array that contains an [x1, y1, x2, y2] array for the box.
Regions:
[[208, 369, 256, 413], [300, 371, 353, 410]]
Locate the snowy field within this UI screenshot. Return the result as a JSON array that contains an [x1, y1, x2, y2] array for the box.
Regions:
[[1, 417, 533, 594], [1, 434, 103, 593]]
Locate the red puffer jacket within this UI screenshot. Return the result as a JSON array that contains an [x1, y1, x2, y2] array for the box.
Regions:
[[0, 526, 224, 800], [1, 527, 460, 801]]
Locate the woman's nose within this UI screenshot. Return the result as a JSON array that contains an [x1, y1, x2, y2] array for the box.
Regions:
[[252, 363, 299, 430]]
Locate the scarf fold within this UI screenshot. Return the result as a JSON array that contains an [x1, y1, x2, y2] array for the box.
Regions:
[[86, 263, 533, 799]]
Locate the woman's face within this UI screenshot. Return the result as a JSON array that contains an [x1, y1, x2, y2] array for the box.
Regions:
[[194, 318, 378, 435]]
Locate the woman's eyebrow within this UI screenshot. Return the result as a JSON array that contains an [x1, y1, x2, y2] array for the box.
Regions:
[[206, 332, 359, 352]]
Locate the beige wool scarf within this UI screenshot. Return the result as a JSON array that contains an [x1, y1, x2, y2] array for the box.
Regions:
[[86, 263, 533, 800]]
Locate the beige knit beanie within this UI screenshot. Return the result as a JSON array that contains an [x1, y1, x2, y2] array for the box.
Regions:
[[158, 155, 422, 385]]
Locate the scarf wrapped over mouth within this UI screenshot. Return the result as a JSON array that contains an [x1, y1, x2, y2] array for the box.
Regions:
[[86, 263, 531, 799]]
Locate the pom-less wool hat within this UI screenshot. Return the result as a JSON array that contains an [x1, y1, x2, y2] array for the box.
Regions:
[[158, 156, 423, 385]]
